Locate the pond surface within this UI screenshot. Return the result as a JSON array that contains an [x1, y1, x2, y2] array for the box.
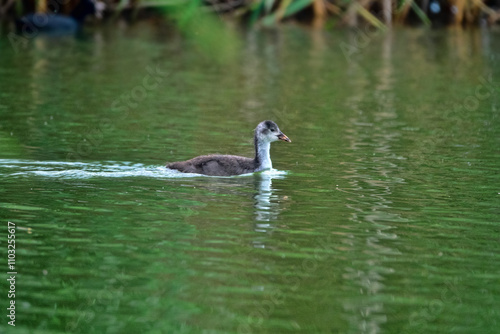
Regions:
[[0, 24, 499, 333]]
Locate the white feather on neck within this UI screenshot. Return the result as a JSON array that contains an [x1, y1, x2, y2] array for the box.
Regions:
[[256, 141, 272, 171]]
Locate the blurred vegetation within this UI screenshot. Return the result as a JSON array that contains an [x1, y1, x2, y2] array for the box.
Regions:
[[1, 0, 500, 32], [160, 1, 241, 64]]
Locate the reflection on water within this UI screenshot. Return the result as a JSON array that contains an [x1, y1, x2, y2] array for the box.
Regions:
[[253, 171, 286, 224], [252, 171, 288, 251], [340, 32, 407, 334]]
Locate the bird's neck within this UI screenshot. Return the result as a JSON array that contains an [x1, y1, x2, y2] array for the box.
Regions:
[[254, 138, 272, 172]]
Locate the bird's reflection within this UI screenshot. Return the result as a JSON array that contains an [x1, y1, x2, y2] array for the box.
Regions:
[[251, 171, 287, 249], [172, 170, 288, 245]]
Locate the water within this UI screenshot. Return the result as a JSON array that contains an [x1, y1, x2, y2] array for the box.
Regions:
[[0, 25, 499, 333]]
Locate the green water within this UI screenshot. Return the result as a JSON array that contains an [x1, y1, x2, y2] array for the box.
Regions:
[[0, 25, 499, 334]]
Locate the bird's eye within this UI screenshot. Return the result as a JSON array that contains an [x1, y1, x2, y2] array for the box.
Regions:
[[270, 128, 276, 132]]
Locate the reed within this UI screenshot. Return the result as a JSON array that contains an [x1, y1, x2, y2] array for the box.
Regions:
[[1, 0, 499, 28], [225, 0, 499, 28]]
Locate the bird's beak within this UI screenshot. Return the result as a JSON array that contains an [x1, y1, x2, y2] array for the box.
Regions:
[[278, 132, 291, 143]]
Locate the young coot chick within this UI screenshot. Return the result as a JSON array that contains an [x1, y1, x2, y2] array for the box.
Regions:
[[166, 120, 291, 176], [16, 0, 98, 36]]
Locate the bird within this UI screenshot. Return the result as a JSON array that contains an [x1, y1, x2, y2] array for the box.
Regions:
[[166, 120, 291, 176], [16, 0, 100, 36]]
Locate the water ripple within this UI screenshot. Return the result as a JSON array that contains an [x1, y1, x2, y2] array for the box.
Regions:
[[0, 159, 288, 179]]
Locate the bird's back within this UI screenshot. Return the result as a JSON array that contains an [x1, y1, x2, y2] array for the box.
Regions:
[[167, 155, 256, 176]]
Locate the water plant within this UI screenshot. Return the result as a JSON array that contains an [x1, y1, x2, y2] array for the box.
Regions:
[[1, 0, 499, 30]]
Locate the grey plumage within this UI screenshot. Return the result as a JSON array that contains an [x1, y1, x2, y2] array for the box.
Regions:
[[166, 120, 291, 176], [167, 155, 256, 176]]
